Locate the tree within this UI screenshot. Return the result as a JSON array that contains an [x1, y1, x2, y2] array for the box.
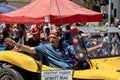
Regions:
[[0, 0, 8, 4], [83, 0, 97, 9]]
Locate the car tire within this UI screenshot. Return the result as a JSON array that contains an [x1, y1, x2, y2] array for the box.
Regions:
[[0, 68, 24, 80]]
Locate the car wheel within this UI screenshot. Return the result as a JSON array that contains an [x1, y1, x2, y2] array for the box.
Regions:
[[0, 68, 24, 80]]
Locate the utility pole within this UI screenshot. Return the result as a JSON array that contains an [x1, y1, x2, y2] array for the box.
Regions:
[[108, 0, 112, 28], [108, 0, 112, 38], [108, 0, 112, 54]]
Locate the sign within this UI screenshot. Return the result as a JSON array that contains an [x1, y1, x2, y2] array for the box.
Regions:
[[45, 16, 49, 22], [41, 70, 73, 80]]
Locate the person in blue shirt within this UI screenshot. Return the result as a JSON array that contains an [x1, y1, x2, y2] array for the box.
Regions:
[[5, 29, 103, 69], [62, 24, 71, 44], [71, 35, 103, 58], [5, 29, 83, 69]]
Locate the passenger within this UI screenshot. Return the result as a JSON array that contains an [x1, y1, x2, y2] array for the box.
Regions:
[[71, 35, 103, 58]]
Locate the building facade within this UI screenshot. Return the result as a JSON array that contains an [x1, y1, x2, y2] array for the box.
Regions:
[[5, 0, 120, 21], [72, 0, 120, 21], [112, 0, 120, 20]]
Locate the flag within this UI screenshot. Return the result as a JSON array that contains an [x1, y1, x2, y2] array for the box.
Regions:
[[13, 37, 24, 51]]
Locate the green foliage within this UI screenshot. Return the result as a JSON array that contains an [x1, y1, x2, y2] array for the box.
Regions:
[[103, 13, 108, 19], [103, 13, 114, 23], [0, 0, 8, 4]]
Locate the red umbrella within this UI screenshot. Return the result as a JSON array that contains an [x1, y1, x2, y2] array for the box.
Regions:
[[0, 0, 103, 24]]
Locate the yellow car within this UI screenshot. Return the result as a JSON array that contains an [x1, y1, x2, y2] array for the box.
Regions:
[[0, 50, 119, 80]]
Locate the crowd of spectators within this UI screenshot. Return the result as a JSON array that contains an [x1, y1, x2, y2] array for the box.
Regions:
[[0, 22, 120, 58]]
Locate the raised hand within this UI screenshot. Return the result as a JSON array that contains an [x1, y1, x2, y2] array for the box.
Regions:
[[4, 38, 16, 46]]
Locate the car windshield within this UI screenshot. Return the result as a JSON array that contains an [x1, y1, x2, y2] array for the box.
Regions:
[[76, 26, 120, 58]]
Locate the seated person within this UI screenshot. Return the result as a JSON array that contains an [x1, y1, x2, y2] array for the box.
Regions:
[[5, 29, 103, 69], [71, 35, 103, 58]]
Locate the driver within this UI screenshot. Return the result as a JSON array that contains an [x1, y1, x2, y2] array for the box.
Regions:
[[5, 29, 103, 69]]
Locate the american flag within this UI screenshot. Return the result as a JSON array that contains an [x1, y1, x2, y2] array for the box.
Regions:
[[12, 37, 24, 51]]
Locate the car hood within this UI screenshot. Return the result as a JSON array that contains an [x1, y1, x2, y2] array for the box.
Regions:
[[91, 56, 120, 70], [73, 56, 120, 79]]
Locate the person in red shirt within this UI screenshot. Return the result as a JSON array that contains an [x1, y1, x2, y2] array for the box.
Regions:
[[31, 24, 41, 39], [30, 24, 41, 45], [70, 23, 79, 37], [55, 24, 62, 37]]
